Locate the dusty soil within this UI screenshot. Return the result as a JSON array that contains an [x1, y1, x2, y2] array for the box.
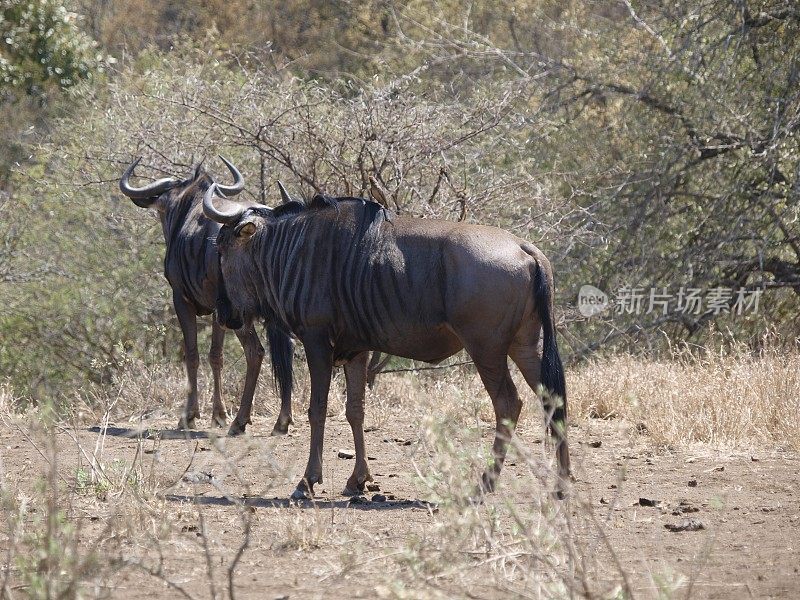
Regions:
[[1, 410, 798, 599]]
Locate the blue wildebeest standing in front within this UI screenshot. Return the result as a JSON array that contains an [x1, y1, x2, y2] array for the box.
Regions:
[[119, 158, 293, 435], [203, 183, 571, 499]]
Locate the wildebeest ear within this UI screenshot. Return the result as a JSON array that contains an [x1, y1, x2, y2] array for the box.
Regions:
[[237, 222, 257, 238]]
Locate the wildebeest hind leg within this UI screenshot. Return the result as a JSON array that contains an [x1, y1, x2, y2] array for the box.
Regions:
[[510, 342, 572, 491], [471, 353, 521, 495], [208, 320, 228, 427], [291, 338, 333, 500], [342, 352, 373, 496], [228, 326, 264, 436], [173, 293, 201, 430]]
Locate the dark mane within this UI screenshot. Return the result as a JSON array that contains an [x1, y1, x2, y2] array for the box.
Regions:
[[174, 164, 212, 198], [265, 192, 394, 224], [310, 193, 340, 210], [269, 200, 305, 219]]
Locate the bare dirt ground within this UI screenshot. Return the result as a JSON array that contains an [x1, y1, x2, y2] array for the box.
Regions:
[[1, 399, 798, 599]]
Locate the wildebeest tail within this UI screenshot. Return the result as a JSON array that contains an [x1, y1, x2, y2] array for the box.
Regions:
[[266, 322, 294, 405], [533, 262, 567, 430]]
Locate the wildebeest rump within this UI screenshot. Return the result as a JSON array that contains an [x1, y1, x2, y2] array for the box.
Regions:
[[204, 183, 571, 498], [118, 158, 293, 435]]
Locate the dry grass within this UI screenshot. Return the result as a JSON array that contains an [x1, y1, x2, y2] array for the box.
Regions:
[[70, 344, 800, 453], [1, 347, 798, 598], [568, 348, 800, 450], [0, 363, 617, 599]]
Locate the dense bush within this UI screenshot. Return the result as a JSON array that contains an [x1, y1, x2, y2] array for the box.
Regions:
[[0, 1, 797, 402]]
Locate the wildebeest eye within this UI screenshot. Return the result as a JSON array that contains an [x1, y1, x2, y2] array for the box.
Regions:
[[238, 222, 256, 238]]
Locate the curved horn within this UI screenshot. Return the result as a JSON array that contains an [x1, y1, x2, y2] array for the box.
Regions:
[[277, 180, 293, 204], [216, 156, 245, 196], [203, 183, 246, 225], [119, 157, 178, 202]]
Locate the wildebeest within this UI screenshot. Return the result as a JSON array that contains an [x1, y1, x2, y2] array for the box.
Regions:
[[204, 183, 571, 499], [118, 158, 293, 435]]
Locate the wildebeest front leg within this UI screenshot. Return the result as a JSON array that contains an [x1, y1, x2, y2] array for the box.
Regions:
[[208, 320, 228, 427], [342, 352, 373, 496], [173, 293, 200, 430], [228, 325, 264, 436], [291, 339, 333, 500]]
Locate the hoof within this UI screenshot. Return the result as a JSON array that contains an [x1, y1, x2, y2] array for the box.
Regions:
[[270, 424, 290, 436], [270, 416, 293, 436], [478, 473, 496, 495], [343, 471, 372, 497], [291, 475, 319, 501], [467, 485, 487, 506], [290, 487, 312, 501], [212, 413, 228, 428], [227, 421, 247, 437], [553, 481, 571, 501], [177, 416, 197, 430], [552, 471, 573, 500]]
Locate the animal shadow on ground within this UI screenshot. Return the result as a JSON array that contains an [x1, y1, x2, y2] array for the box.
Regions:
[[88, 426, 438, 512], [163, 493, 437, 512], [88, 425, 212, 440]]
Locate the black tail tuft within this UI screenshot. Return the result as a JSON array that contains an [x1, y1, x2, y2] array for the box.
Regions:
[[533, 263, 567, 425], [266, 322, 294, 405]]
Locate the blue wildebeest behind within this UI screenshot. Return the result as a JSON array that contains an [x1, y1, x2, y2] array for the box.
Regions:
[[203, 183, 571, 499], [119, 158, 293, 435]]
